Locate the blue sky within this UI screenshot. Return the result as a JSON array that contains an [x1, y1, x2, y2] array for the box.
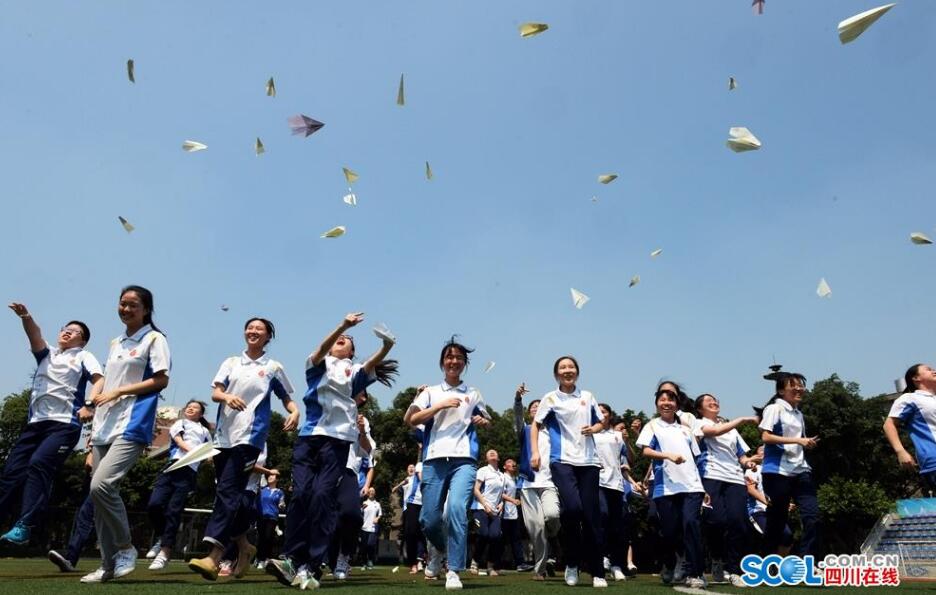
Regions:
[[2, 1, 935, 421]]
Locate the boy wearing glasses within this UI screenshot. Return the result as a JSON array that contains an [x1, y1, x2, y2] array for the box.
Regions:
[[0, 303, 103, 545]]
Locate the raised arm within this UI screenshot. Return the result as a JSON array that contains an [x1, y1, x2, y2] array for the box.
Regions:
[[9, 303, 45, 352], [363, 336, 395, 376], [699, 416, 759, 437], [883, 417, 917, 469], [309, 312, 363, 367], [513, 383, 529, 436]]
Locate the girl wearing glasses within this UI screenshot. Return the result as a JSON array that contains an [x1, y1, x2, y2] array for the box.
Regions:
[[756, 372, 821, 558], [0, 305, 103, 546]]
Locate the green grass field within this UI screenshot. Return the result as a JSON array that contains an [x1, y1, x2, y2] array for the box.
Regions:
[[0, 559, 930, 594]]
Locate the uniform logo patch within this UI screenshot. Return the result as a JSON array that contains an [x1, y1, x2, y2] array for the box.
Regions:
[[345, 368, 352, 377], [580, 399, 586, 406], [129, 349, 137, 357], [258, 369, 266, 377]]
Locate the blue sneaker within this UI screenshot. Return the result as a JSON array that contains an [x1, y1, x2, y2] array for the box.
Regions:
[[1, 522, 30, 545]]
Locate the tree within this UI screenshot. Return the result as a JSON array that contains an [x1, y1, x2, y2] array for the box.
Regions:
[[0, 389, 30, 462]]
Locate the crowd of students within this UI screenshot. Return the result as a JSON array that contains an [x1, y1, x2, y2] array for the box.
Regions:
[[1, 287, 935, 591]]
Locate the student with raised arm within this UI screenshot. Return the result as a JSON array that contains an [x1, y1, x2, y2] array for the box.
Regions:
[[635, 386, 707, 589], [530, 356, 607, 589], [884, 364, 936, 491], [83, 286, 170, 583], [693, 393, 760, 587], [188, 317, 299, 581], [757, 372, 821, 558], [267, 312, 397, 590], [404, 336, 490, 591], [513, 383, 560, 581], [0, 304, 102, 546]]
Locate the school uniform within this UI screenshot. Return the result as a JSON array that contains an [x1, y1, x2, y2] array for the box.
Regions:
[[330, 420, 375, 567], [204, 351, 292, 549], [636, 417, 705, 578], [413, 381, 489, 572], [0, 342, 101, 532], [500, 473, 525, 568], [694, 417, 750, 576], [147, 418, 211, 549], [594, 428, 629, 571], [472, 464, 506, 569], [222, 446, 268, 563], [514, 399, 560, 576], [758, 399, 821, 557], [257, 485, 284, 561], [888, 390, 936, 489], [745, 466, 792, 547], [534, 388, 605, 578], [90, 325, 169, 571], [282, 354, 374, 574], [360, 499, 382, 566], [403, 462, 426, 567]]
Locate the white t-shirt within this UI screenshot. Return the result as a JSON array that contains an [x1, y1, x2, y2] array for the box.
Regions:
[[92, 325, 170, 446], [168, 418, 212, 471], [636, 417, 704, 498], [213, 352, 294, 449], [519, 422, 554, 488], [302, 355, 374, 442], [693, 417, 750, 485], [745, 467, 767, 514], [246, 445, 268, 493], [412, 381, 489, 461], [502, 474, 520, 520], [361, 500, 382, 532], [759, 399, 810, 477], [534, 388, 602, 466], [29, 343, 103, 427], [594, 429, 628, 491], [346, 418, 375, 475], [888, 390, 936, 474], [405, 462, 423, 507], [472, 464, 506, 511]]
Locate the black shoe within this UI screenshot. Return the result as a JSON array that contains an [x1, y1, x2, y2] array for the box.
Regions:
[[48, 550, 76, 572]]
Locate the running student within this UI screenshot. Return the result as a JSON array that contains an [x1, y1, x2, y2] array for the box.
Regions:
[[146, 400, 211, 570], [471, 449, 506, 576], [268, 312, 397, 590], [219, 444, 277, 575], [83, 286, 170, 583], [404, 336, 491, 591], [513, 383, 560, 581], [636, 385, 707, 589], [745, 446, 793, 555], [593, 403, 629, 582], [693, 393, 760, 587], [884, 364, 936, 491], [531, 356, 607, 588], [0, 304, 102, 546], [47, 449, 97, 572], [401, 461, 426, 574], [257, 471, 286, 566], [330, 413, 376, 581], [757, 372, 821, 558], [500, 458, 529, 572], [188, 317, 299, 581]]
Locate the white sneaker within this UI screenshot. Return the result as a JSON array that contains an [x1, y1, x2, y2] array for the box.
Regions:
[[113, 547, 138, 578], [445, 570, 463, 590], [478, 569, 488, 576], [565, 566, 579, 586], [292, 564, 309, 587], [425, 544, 443, 579], [145, 541, 161, 559], [148, 553, 168, 571], [728, 573, 748, 588], [593, 577, 608, 588], [611, 566, 627, 581], [686, 576, 707, 589], [603, 556, 611, 570], [80, 568, 114, 583]]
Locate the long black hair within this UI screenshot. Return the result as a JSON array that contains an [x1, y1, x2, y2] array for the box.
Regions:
[[753, 372, 806, 418], [903, 364, 925, 393], [185, 399, 211, 430], [372, 359, 400, 387], [439, 335, 474, 369], [656, 379, 693, 414], [120, 285, 163, 334]]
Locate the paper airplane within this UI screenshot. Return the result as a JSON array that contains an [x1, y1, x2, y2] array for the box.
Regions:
[[288, 114, 325, 137], [753, 0, 765, 15], [591, 196, 599, 203], [220, 305, 229, 312], [520, 23, 549, 38], [817, 278, 832, 298], [127, 59, 135, 83], [373, 323, 396, 343], [343, 191, 357, 206], [118, 216, 134, 233], [726, 127, 761, 152], [266, 77, 276, 97], [483, 361, 496, 373], [255, 137, 265, 156], [396, 73, 405, 106], [164, 441, 220, 473], [629, 275, 640, 288], [910, 232, 933, 245], [598, 174, 618, 184], [426, 161, 433, 180], [570, 287, 590, 309], [650, 249, 663, 258], [321, 226, 346, 238], [728, 76, 737, 90], [343, 167, 359, 185], [182, 140, 207, 152], [838, 4, 896, 45]]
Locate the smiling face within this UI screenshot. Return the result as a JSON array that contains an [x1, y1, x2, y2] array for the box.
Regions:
[[699, 394, 720, 419], [554, 358, 579, 388], [779, 377, 806, 406], [504, 459, 516, 474], [244, 319, 271, 351], [183, 401, 204, 421], [528, 400, 540, 419], [913, 365, 936, 392], [407, 464, 415, 476], [441, 346, 467, 381], [655, 391, 678, 418], [599, 404, 612, 427], [330, 334, 355, 360], [118, 290, 147, 330], [58, 323, 86, 350], [367, 487, 376, 499]]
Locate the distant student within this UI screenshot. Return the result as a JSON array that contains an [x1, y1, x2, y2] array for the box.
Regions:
[[884, 364, 936, 491], [331, 413, 376, 580], [745, 446, 793, 555], [593, 404, 629, 582], [360, 488, 382, 569], [500, 458, 529, 572], [471, 449, 506, 576]]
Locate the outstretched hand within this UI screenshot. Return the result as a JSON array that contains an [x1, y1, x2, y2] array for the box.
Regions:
[[8, 303, 29, 318], [343, 312, 365, 328]]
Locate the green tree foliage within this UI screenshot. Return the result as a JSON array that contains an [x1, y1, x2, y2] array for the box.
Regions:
[[818, 477, 892, 553], [0, 389, 30, 461]]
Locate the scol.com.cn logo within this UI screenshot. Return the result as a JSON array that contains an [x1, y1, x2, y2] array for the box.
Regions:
[[740, 554, 901, 587]]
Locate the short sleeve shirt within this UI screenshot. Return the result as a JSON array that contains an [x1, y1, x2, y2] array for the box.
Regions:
[[888, 390, 936, 474], [472, 464, 506, 511], [405, 462, 424, 507], [168, 418, 212, 471], [213, 352, 294, 449], [502, 474, 520, 520], [745, 467, 767, 514], [29, 343, 103, 427], [693, 417, 750, 485], [759, 399, 810, 477], [246, 445, 268, 493], [412, 382, 489, 461], [361, 500, 382, 532], [636, 417, 704, 498], [534, 388, 602, 466], [302, 355, 374, 442], [594, 429, 628, 491]]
